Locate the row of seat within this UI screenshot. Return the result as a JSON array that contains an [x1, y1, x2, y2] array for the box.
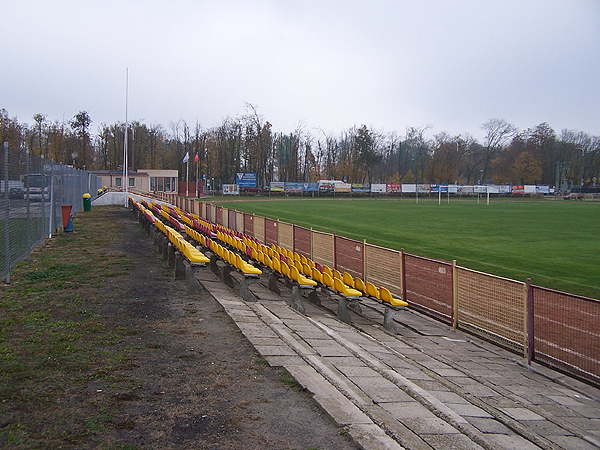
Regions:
[[185, 225, 262, 277], [151, 199, 407, 309], [131, 198, 209, 266]]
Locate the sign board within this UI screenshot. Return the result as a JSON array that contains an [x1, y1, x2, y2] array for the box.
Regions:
[[431, 185, 448, 193], [524, 185, 537, 194], [335, 183, 352, 193], [270, 181, 285, 192], [487, 185, 500, 194], [401, 183, 416, 193], [448, 184, 459, 194], [318, 181, 336, 192], [351, 184, 370, 193], [536, 185, 550, 194], [303, 182, 319, 192], [474, 185, 487, 193], [285, 182, 303, 193], [222, 184, 239, 195], [512, 185, 524, 194], [235, 172, 257, 188], [371, 183, 387, 193], [499, 185, 511, 194]]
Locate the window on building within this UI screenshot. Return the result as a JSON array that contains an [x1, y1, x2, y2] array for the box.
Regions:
[[115, 177, 122, 187], [129, 177, 135, 187], [150, 177, 155, 191], [172, 177, 178, 192], [157, 177, 164, 191], [165, 177, 171, 191]]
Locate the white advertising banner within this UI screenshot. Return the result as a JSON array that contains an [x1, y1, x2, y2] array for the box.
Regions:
[[371, 183, 387, 193]]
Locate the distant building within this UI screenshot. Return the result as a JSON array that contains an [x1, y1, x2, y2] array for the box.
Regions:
[[92, 169, 179, 194]]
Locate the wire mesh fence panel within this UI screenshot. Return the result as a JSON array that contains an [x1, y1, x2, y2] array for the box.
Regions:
[[311, 230, 334, 269], [277, 222, 292, 252], [265, 218, 278, 246], [364, 243, 402, 297], [532, 286, 600, 386], [221, 207, 229, 229], [254, 215, 265, 244], [235, 211, 243, 233], [293, 225, 311, 259], [404, 253, 453, 324], [457, 266, 526, 354], [1, 143, 100, 282], [335, 235, 364, 279], [243, 212, 254, 237]]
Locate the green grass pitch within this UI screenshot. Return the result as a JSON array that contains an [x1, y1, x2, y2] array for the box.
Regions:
[[214, 197, 600, 300]]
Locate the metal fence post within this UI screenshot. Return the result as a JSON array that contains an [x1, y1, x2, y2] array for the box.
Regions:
[[452, 260, 458, 330], [526, 278, 534, 365], [3, 142, 10, 284], [401, 248, 407, 303]]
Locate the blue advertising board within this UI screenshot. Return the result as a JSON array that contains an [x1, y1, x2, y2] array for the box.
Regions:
[[303, 182, 319, 192], [235, 172, 257, 188]]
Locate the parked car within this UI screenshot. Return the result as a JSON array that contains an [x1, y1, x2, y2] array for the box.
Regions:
[[9, 187, 24, 199]]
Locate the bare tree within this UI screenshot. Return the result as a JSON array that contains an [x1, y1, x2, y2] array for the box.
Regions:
[[480, 118, 517, 182]]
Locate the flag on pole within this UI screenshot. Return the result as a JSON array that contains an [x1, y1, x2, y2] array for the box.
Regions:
[[182, 152, 189, 163], [194, 153, 199, 163]]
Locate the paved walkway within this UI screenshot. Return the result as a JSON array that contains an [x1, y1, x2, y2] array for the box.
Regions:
[[196, 267, 600, 450]]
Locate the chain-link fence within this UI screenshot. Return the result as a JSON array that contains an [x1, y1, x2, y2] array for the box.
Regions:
[[1, 142, 101, 282]]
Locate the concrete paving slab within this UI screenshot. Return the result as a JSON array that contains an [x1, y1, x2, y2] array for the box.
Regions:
[[549, 435, 600, 450], [466, 417, 514, 434], [380, 401, 438, 419], [263, 355, 306, 366], [254, 345, 298, 356], [500, 407, 545, 421], [484, 433, 546, 450], [335, 365, 381, 378], [346, 423, 406, 450], [351, 376, 414, 404], [445, 403, 493, 418], [403, 417, 460, 434], [420, 432, 486, 450]]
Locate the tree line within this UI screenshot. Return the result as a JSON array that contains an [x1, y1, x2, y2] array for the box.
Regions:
[[2, 105, 599, 190]]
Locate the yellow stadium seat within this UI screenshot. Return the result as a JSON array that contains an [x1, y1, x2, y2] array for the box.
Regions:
[[334, 278, 362, 299], [342, 272, 355, 288], [365, 282, 380, 299], [354, 277, 367, 294], [235, 254, 262, 276], [380, 287, 407, 307], [311, 267, 323, 284], [290, 265, 317, 287]]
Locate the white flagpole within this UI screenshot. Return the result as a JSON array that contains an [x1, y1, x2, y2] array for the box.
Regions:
[[123, 68, 129, 207], [196, 157, 199, 198], [186, 159, 189, 197]]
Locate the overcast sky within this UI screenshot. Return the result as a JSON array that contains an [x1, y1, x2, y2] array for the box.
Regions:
[[2, 0, 599, 141]]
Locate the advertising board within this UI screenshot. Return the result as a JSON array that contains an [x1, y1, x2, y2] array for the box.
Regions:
[[335, 183, 352, 193], [371, 183, 387, 193], [303, 182, 319, 192], [402, 183, 416, 193], [351, 184, 370, 193], [222, 184, 239, 195], [285, 182, 303, 193], [235, 172, 257, 187], [270, 181, 285, 192]]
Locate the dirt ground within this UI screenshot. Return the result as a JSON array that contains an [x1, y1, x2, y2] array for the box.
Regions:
[[0, 206, 357, 449]]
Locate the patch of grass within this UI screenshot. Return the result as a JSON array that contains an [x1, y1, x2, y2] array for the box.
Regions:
[[280, 372, 302, 390], [217, 197, 600, 299], [0, 206, 147, 449]]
